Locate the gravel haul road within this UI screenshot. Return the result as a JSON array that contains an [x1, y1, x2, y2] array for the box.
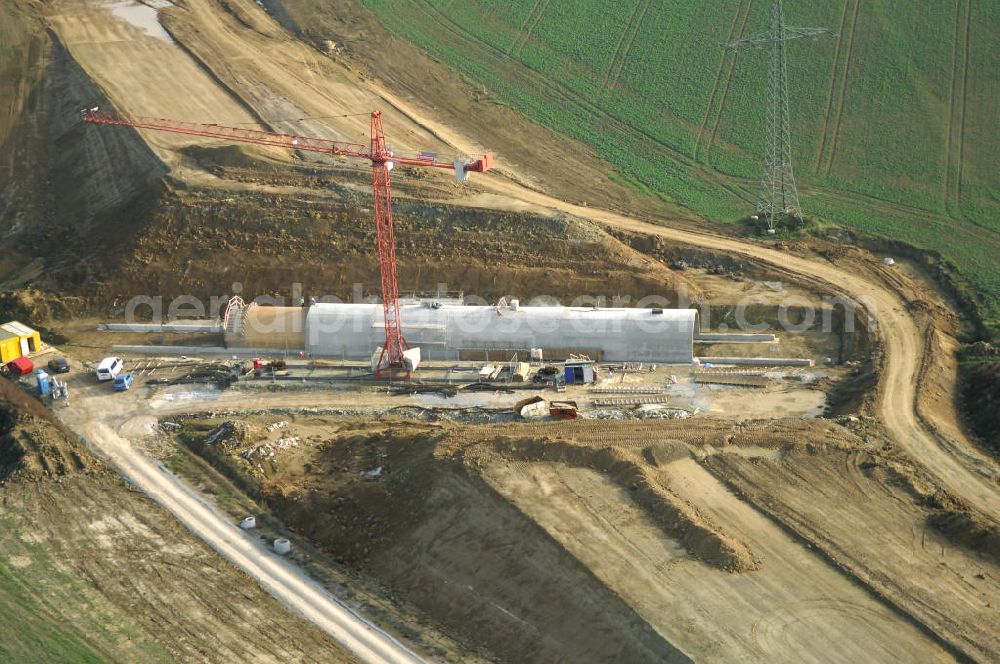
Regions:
[[79, 418, 427, 664]]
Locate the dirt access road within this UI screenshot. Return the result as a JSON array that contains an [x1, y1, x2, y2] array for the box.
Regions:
[[61, 391, 426, 664]]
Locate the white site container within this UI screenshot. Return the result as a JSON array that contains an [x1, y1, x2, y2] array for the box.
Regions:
[[273, 538, 291, 555], [240, 516, 256, 530]]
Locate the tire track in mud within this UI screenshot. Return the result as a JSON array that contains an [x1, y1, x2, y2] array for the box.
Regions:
[[511, 0, 550, 59], [468, 436, 759, 572], [824, 0, 861, 175], [699, 456, 975, 662], [943, 0, 959, 216], [608, 0, 651, 90], [813, 0, 852, 175], [79, 420, 426, 664], [705, 0, 755, 168], [1, 491, 108, 656], [411, 0, 745, 197], [601, 0, 644, 89], [954, 0, 972, 220], [32, 483, 252, 663], [257, 0, 1000, 534], [695, 0, 746, 162], [407, 0, 757, 207], [461, 174, 1000, 518], [506, 0, 542, 56], [806, 179, 998, 244]]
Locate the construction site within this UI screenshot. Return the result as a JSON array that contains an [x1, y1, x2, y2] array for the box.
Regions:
[[0, 1, 998, 663]]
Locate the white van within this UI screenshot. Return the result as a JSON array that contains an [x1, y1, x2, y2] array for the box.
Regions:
[[96, 357, 124, 382]]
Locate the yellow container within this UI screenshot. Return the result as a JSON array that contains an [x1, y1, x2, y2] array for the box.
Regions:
[[0, 329, 21, 363], [0, 321, 41, 362]]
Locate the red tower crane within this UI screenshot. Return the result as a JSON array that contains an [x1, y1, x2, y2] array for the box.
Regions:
[[81, 107, 494, 376]]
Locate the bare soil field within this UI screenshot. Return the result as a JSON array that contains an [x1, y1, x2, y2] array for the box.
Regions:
[[0, 379, 357, 663], [170, 412, 1000, 662], [705, 445, 1000, 661]]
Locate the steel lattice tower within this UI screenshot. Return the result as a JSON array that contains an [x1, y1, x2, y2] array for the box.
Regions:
[[723, 0, 831, 232]]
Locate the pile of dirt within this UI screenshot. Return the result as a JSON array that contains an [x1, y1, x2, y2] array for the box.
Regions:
[[840, 442, 1000, 566], [184, 413, 1000, 661], [263, 428, 436, 565], [610, 229, 764, 278], [0, 11, 695, 316], [0, 14, 167, 300], [643, 439, 691, 466], [0, 290, 79, 341], [0, 387, 360, 661], [0, 379, 99, 482], [14, 0, 691, 324], [463, 435, 759, 572], [204, 419, 263, 452], [0, 2, 47, 268], [0, 289, 68, 322], [450, 417, 860, 454], [181, 144, 265, 171]]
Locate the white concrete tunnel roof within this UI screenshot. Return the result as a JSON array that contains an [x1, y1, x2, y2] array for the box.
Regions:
[[303, 302, 700, 363]]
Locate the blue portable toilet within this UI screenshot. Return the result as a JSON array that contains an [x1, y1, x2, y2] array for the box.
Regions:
[[35, 369, 51, 395], [564, 360, 595, 385]]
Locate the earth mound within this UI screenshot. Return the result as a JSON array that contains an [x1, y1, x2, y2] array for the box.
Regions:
[[464, 435, 759, 572], [0, 379, 100, 482]]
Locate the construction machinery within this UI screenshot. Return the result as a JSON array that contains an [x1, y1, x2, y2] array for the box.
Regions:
[[81, 107, 494, 376]]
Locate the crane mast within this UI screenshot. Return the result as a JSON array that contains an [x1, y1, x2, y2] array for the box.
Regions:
[[81, 107, 494, 376], [369, 111, 406, 372]]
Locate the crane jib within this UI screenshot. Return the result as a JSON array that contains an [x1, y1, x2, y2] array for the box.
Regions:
[[80, 106, 494, 377]]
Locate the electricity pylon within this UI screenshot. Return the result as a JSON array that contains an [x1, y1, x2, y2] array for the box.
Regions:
[[723, 0, 831, 232]]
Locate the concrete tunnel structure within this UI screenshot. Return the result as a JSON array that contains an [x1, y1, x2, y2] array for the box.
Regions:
[[294, 302, 701, 363]]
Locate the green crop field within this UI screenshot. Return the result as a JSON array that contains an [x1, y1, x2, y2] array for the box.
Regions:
[[358, 0, 1000, 336]]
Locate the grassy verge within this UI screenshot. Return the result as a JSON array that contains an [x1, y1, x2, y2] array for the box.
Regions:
[[0, 511, 173, 663]]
